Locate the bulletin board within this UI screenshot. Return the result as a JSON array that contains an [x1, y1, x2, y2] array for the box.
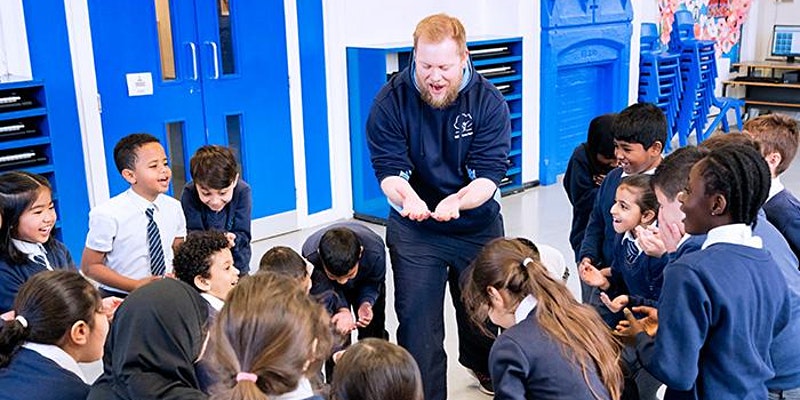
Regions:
[[659, 0, 752, 61]]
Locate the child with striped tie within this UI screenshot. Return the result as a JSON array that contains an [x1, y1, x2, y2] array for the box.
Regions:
[[81, 133, 186, 297], [0, 171, 77, 312], [581, 174, 668, 323]]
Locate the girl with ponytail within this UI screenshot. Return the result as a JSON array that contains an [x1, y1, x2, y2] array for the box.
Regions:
[[209, 273, 332, 400], [0, 270, 108, 400], [463, 238, 624, 400]]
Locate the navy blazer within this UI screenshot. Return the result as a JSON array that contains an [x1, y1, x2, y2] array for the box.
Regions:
[[182, 179, 252, 275]]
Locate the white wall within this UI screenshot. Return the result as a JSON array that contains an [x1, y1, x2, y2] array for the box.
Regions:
[[0, 0, 31, 80]]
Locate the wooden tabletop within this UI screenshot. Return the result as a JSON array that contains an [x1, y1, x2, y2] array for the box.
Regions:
[[733, 61, 800, 70]]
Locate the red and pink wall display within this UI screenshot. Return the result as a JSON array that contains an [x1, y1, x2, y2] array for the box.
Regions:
[[659, 0, 752, 59]]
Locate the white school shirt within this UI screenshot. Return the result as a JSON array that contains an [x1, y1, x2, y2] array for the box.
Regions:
[[701, 223, 763, 250], [514, 294, 538, 324], [11, 239, 52, 270], [200, 293, 224, 312], [23, 342, 89, 384], [768, 176, 784, 203], [86, 189, 186, 292]]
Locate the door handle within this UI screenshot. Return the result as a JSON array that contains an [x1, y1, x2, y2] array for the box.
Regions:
[[205, 41, 220, 79], [187, 42, 198, 81]]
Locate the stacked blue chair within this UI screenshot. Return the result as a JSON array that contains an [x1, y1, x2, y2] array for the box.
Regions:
[[669, 10, 744, 146], [638, 23, 682, 151]]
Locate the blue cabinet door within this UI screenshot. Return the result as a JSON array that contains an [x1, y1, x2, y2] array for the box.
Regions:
[[89, 1, 295, 219]]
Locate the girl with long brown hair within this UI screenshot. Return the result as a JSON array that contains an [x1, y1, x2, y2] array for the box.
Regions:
[[463, 238, 624, 400]]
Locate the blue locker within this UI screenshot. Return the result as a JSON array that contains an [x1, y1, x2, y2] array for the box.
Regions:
[[539, 0, 632, 185]]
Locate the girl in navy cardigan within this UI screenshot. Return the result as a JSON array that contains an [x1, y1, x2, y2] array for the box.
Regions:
[[207, 273, 332, 400], [463, 238, 624, 400], [0, 270, 109, 400], [0, 171, 76, 312], [619, 144, 793, 400]]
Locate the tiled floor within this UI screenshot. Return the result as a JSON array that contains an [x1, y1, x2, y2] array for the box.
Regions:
[[250, 155, 800, 400]]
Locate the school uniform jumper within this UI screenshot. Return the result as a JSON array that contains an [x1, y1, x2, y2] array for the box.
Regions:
[[367, 59, 510, 400], [564, 143, 602, 261], [0, 240, 74, 312], [635, 235, 792, 400], [0, 348, 89, 400], [579, 167, 624, 268], [490, 295, 611, 400], [181, 179, 252, 275], [763, 188, 800, 262], [302, 222, 387, 340]]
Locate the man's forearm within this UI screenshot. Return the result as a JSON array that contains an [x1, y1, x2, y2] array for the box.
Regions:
[[453, 178, 497, 210]]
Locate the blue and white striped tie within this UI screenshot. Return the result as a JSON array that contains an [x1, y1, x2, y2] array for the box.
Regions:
[[145, 207, 166, 276], [624, 238, 639, 264]]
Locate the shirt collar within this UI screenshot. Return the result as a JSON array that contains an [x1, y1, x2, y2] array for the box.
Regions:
[[11, 239, 51, 269], [620, 166, 657, 178], [514, 294, 538, 324], [272, 378, 315, 400], [702, 224, 763, 250], [768, 176, 784, 202], [200, 293, 225, 312], [22, 342, 89, 384], [126, 188, 160, 212]]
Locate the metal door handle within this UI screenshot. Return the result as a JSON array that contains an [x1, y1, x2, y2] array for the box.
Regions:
[[187, 42, 198, 81], [205, 41, 220, 79]]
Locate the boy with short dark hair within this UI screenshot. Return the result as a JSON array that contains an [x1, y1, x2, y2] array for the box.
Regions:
[[301, 222, 387, 340], [172, 230, 239, 314], [745, 114, 800, 260], [181, 145, 252, 275], [579, 103, 666, 293], [258, 246, 312, 293], [82, 133, 186, 297]]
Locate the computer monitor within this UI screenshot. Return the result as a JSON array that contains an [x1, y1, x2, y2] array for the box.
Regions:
[[771, 25, 800, 64]]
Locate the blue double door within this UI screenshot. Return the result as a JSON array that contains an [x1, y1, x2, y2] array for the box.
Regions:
[[88, 0, 296, 220]]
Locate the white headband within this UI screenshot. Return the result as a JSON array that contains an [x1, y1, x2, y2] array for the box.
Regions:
[[15, 315, 28, 329]]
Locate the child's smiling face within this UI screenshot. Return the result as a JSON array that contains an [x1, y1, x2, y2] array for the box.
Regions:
[[610, 185, 654, 234]]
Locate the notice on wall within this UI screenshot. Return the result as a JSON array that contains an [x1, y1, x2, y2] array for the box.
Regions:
[[125, 72, 154, 97]]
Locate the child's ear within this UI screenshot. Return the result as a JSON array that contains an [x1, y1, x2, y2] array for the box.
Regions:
[[69, 320, 90, 346], [648, 141, 664, 155], [194, 275, 211, 292], [765, 152, 782, 173], [640, 209, 657, 225], [121, 168, 137, 185], [710, 193, 728, 217]]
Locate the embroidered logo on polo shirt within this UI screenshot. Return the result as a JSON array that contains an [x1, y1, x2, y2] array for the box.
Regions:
[[453, 113, 474, 139]]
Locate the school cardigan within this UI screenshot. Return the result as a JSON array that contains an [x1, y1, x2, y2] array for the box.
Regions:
[[0, 347, 89, 400], [763, 188, 800, 262], [578, 167, 624, 267], [490, 309, 611, 400], [302, 222, 386, 311], [0, 239, 74, 312], [182, 179, 252, 275], [635, 243, 792, 399], [564, 143, 601, 260]]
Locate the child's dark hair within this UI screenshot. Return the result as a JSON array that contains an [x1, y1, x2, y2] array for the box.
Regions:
[[462, 238, 623, 400], [700, 132, 759, 153], [113, 133, 161, 173], [173, 231, 231, 290], [258, 246, 308, 280], [697, 143, 770, 226], [619, 174, 659, 219], [744, 114, 800, 175], [0, 270, 101, 368], [190, 145, 239, 190], [612, 102, 667, 150], [319, 228, 361, 277], [586, 113, 618, 173], [651, 146, 707, 201], [0, 171, 54, 265], [331, 338, 423, 400], [209, 273, 332, 400]]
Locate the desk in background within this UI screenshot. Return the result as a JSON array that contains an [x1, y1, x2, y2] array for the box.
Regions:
[[723, 61, 800, 113]]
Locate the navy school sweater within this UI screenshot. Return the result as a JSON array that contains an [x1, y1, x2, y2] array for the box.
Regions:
[[579, 168, 624, 267], [635, 244, 792, 399], [0, 239, 75, 312], [564, 143, 602, 261], [0, 348, 89, 400], [763, 188, 800, 263], [366, 59, 511, 234], [302, 222, 386, 312]]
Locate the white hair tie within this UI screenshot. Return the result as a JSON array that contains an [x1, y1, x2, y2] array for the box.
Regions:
[[15, 315, 28, 329], [521, 257, 534, 267]]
